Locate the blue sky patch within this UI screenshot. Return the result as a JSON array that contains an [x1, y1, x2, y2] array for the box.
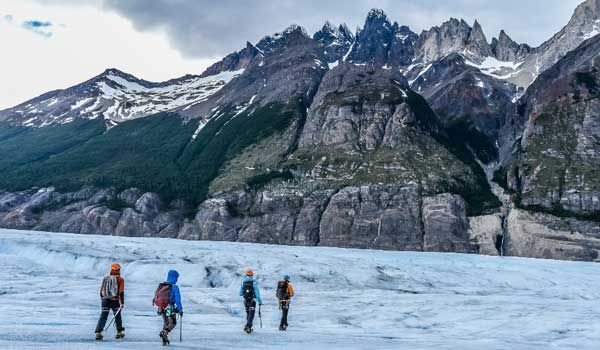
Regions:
[[22, 20, 53, 38]]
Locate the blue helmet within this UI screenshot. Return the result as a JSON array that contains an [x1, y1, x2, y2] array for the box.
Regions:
[[283, 275, 290, 281]]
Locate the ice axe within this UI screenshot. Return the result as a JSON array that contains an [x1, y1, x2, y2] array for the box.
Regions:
[[104, 307, 122, 332], [258, 304, 262, 329]]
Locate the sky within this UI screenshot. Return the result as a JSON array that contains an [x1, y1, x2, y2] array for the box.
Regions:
[[0, 0, 584, 109]]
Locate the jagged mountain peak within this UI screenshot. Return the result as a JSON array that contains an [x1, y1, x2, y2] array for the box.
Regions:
[[366, 8, 389, 20], [314, 21, 354, 63], [256, 24, 311, 54]]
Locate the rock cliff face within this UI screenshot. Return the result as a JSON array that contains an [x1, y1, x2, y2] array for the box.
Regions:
[[491, 30, 531, 62], [505, 35, 600, 219], [0, 186, 477, 253]]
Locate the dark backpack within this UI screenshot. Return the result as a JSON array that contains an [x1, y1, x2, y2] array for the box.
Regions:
[[153, 282, 172, 309], [242, 280, 255, 301], [276, 281, 289, 300]]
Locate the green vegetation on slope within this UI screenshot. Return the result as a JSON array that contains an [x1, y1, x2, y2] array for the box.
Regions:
[[0, 101, 301, 206]]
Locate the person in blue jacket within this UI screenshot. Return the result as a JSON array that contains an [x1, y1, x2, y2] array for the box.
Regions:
[[240, 268, 262, 333], [155, 270, 183, 345]]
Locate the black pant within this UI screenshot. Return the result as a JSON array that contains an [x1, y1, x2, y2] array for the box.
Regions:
[[162, 314, 177, 333], [279, 300, 290, 327], [95, 299, 123, 333], [244, 299, 256, 327]]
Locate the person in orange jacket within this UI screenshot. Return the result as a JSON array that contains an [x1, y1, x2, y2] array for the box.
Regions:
[[95, 263, 125, 340], [276, 275, 295, 331]]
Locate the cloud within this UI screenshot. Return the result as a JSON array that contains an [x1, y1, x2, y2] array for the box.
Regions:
[[97, 0, 583, 59], [22, 19, 54, 37]]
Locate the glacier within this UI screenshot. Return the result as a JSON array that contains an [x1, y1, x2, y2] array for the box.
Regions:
[[0, 228, 599, 349]]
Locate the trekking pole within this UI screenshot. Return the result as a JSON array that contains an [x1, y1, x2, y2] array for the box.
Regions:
[[179, 314, 183, 342], [259, 304, 262, 329], [104, 307, 122, 332]]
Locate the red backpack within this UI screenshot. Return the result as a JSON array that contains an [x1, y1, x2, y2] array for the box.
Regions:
[[153, 283, 172, 309]]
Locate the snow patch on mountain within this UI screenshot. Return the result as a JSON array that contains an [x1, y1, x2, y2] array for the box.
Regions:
[[1, 69, 245, 128]]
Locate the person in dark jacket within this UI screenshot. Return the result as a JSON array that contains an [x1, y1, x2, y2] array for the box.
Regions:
[[155, 270, 183, 345], [95, 263, 125, 340], [239, 268, 263, 333], [276, 275, 295, 331]]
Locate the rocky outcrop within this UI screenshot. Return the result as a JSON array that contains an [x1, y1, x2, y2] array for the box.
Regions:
[[422, 194, 474, 253], [410, 53, 516, 143], [504, 34, 600, 219], [506, 209, 600, 261], [508, 0, 600, 87], [346, 9, 418, 67], [468, 214, 503, 256], [415, 18, 485, 63], [0, 185, 474, 252], [5, 185, 600, 261], [491, 30, 531, 62], [313, 22, 354, 63], [0, 187, 183, 238], [200, 42, 261, 77]]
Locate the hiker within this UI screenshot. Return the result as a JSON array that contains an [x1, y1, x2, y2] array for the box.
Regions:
[[276, 275, 295, 331], [153, 270, 183, 346], [95, 263, 125, 340], [240, 268, 263, 333]]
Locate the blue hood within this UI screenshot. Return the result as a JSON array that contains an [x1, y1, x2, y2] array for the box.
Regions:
[[167, 270, 179, 284]]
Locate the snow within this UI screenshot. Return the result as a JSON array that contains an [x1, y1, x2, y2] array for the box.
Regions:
[[21, 69, 245, 127], [342, 42, 355, 62], [583, 20, 600, 40], [69, 97, 93, 110], [328, 60, 339, 70], [1, 229, 600, 349], [409, 63, 432, 86], [94, 69, 246, 121], [191, 121, 206, 140], [464, 55, 525, 80]]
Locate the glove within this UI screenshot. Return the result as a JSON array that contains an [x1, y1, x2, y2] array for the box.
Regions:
[[119, 304, 125, 309], [179, 311, 184, 316]]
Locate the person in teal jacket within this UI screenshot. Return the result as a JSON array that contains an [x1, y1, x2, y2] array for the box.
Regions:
[[239, 268, 262, 333]]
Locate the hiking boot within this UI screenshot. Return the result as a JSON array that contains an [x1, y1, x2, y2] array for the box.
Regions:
[[244, 325, 252, 334], [160, 330, 169, 345], [116, 330, 125, 339], [279, 324, 287, 331], [95, 332, 103, 340]]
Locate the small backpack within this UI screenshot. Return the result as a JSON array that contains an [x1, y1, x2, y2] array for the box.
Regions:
[[242, 280, 255, 301], [276, 281, 289, 300], [100, 275, 119, 299], [153, 283, 172, 309]]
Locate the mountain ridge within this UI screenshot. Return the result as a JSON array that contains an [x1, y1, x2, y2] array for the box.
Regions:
[[1, 2, 600, 261]]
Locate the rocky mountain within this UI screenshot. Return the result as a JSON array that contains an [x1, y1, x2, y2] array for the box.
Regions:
[[346, 9, 418, 67], [491, 30, 532, 62], [507, 0, 600, 87], [0, 68, 244, 128], [1, 3, 600, 261]]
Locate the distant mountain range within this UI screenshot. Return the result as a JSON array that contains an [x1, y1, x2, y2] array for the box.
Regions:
[[0, 0, 599, 262]]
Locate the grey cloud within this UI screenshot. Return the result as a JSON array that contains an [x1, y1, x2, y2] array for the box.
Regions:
[[45, 0, 586, 58]]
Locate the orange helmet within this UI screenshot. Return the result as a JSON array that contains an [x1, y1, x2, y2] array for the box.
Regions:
[[111, 263, 121, 272], [245, 268, 254, 276]]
